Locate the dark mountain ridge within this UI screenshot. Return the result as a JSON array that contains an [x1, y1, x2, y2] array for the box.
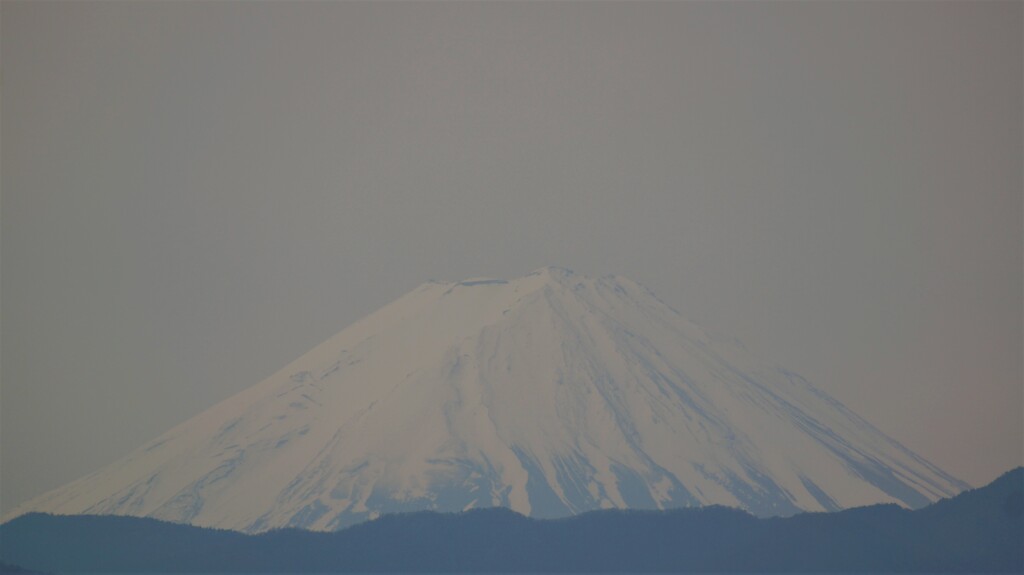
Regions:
[[2, 467, 1020, 573]]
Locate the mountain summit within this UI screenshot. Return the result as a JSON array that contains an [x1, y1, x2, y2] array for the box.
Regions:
[[5, 267, 966, 531]]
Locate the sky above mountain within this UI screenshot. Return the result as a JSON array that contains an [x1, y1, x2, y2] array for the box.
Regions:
[[1, 1, 1021, 515]]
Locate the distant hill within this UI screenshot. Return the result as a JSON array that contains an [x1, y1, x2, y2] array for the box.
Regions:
[[1, 467, 1019, 573]]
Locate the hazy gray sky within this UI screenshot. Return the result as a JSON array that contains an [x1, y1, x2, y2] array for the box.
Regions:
[[2, 1, 1020, 514]]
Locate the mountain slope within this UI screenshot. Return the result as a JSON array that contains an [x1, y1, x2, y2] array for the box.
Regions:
[[3, 267, 967, 531]]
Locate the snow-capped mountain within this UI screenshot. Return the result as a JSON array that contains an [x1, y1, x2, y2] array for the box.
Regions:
[[4, 267, 967, 532]]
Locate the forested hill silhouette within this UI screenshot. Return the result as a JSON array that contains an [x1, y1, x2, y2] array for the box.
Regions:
[[2, 467, 1020, 573]]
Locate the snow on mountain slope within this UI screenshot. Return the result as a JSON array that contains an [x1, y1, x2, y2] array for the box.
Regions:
[[3, 267, 968, 532]]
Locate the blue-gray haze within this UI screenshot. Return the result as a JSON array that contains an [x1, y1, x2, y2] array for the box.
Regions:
[[1, 1, 1021, 514]]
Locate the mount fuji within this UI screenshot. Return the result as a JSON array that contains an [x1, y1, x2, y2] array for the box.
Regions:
[[4, 267, 967, 532]]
